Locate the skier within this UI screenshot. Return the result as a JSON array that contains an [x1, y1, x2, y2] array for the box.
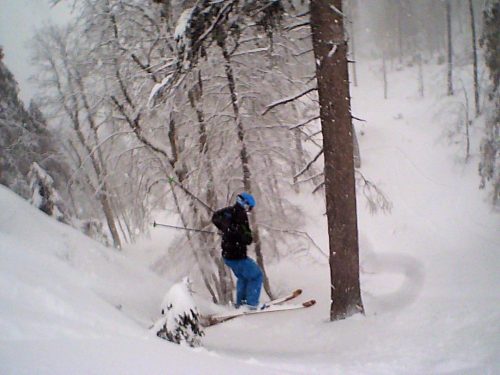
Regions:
[[211, 192, 263, 309]]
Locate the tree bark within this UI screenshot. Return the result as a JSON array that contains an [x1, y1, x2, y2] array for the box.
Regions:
[[310, 0, 364, 321]]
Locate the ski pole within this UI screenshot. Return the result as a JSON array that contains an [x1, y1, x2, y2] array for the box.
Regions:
[[153, 221, 219, 235], [167, 177, 214, 214]]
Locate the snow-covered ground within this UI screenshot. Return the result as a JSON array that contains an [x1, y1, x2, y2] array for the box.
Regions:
[[1, 62, 499, 374]]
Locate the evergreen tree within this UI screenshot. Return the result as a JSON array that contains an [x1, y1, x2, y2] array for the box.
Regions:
[[310, 0, 364, 320], [0, 50, 70, 205]]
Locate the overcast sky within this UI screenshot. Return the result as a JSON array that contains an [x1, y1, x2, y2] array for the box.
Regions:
[[0, 0, 73, 104]]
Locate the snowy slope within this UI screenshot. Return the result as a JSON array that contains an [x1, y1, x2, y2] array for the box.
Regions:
[[1, 61, 499, 374], [202, 63, 500, 373], [0, 186, 290, 375]]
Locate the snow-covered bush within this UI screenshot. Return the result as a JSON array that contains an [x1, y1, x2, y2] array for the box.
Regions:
[[28, 162, 66, 222], [156, 278, 204, 347], [79, 219, 111, 247]]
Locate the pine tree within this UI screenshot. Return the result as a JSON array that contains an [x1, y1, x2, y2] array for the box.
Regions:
[[310, 0, 364, 321], [0, 54, 70, 205]]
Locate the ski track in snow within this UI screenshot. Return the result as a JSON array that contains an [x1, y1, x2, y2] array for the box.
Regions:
[[201, 62, 500, 373], [1, 61, 499, 374]]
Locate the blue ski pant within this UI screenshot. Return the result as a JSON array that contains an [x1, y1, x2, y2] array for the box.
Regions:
[[223, 257, 263, 307]]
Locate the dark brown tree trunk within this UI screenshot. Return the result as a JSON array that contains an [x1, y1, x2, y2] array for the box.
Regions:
[[310, 0, 364, 321]]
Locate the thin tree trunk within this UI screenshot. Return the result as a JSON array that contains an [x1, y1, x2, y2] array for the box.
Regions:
[[418, 53, 424, 98], [468, 0, 480, 115], [220, 43, 274, 300], [75, 73, 122, 249], [446, 0, 454, 96], [57, 50, 122, 249], [310, 0, 364, 321], [171, 186, 218, 303], [397, 2, 403, 65], [383, 52, 388, 99], [292, 128, 306, 189], [99, 193, 122, 248], [188, 70, 233, 304]]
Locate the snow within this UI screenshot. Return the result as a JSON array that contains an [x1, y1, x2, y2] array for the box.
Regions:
[[148, 73, 174, 107], [327, 44, 338, 58], [154, 277, 203, 347], [1, 61, 499, 374], [174, 8, 193, 41]]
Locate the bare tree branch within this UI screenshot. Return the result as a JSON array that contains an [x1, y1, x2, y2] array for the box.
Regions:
[[294, 148, 323, 180], [262, 86, 317, 115], [289, 115, 320, 130], [110, 95, 169, 160], [257, 223, 327, 259]]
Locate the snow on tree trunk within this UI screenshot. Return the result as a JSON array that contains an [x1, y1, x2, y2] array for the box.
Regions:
[[80, 219, 110, 247], [310, 0, 364, 321], [156, 278, 204, 347], [220, 42, 274, 300], [479, 2, 500, 207], [28, 162, 66, 222]]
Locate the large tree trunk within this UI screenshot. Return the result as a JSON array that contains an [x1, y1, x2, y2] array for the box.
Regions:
[[310, 0, 364, 321]]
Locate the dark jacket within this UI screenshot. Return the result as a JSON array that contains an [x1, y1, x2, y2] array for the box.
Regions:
[[211, 204, 253, 260]]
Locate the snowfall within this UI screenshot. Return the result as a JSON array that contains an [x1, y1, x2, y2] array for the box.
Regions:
[[1, 62, 499, 375]]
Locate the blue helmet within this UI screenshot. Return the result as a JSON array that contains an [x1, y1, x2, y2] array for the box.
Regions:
[[236, 192, 256, 211]]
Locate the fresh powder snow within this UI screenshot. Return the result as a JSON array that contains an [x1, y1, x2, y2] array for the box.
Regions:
[[1, 62, 499, 375]]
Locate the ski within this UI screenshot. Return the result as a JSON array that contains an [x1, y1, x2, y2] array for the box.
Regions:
[[263, 288, 303, 308], [201, 290, 315, 327]]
